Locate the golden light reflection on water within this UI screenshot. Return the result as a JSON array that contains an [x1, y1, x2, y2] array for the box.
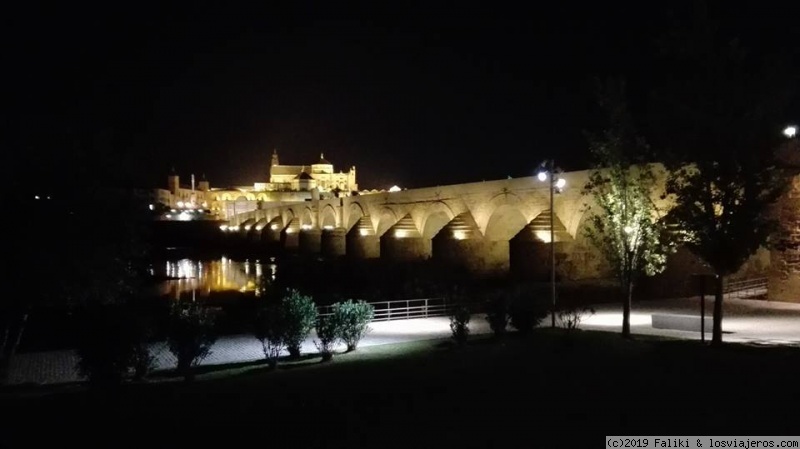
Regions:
[[156, 258, 276, 300]]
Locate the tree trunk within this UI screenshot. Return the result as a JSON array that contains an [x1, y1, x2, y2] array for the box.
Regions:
[[0, 312, 27, 385], [712, 274, 724, 345], [10, 313, 27, 358], [622, 280, 632, 339]]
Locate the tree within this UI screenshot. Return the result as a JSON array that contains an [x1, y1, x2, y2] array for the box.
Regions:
[[167, 301, 217, 381], [2, 178, 149, 384], [253, 302, 286, 369], [648, 5, 794, 345], [280, 289, 317, 358], [584, 80, 674, 338], [332, 300, 374, 352]]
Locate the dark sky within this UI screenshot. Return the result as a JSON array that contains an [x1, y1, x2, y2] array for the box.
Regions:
[[5, 2, 799, 191]]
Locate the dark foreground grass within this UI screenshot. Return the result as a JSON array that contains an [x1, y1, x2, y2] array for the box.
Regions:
[[3, 329, 800, 448]]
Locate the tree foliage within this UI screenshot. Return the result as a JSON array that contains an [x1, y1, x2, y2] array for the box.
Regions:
[[314, 315, 340, 362], [167, 301, 217, 381], [583, 79, 674, 337], [332, 300, 374, 352], [648, 6, 794, 344], [279, 289, 317, 358], [253, 302, 286, 368]]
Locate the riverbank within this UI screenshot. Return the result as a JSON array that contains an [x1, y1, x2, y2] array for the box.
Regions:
[[4, 327, 800, 447]]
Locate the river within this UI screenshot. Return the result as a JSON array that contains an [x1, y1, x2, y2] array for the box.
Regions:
[[152, 256, 278, 300]]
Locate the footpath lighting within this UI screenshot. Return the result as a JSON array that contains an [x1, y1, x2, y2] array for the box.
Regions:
[[537, 159, 566, 328]]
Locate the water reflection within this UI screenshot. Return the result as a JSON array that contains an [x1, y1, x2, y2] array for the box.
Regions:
[[155, 257, 276, 300]]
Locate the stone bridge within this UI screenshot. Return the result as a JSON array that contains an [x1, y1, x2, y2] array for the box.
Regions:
[[226, 171, 612, 279]]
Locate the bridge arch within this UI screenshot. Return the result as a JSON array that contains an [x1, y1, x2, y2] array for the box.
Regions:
[[346, 202, 367, 230], [282, 208, 295, 226], [321, 204, 337, 229], [417, 201, 457, 239], [300, 207, 314, 228], [484, 204, 529, 241], [375, 207, 400, 237]]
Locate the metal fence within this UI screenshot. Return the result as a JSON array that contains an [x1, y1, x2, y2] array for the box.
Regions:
[[724, 277, 768, 299], [317, 297, 451, 322]]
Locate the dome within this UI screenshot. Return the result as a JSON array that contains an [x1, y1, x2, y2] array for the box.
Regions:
[[314, 152, 332, 165]]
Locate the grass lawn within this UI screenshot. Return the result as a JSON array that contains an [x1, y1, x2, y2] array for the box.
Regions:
[[3, 329, 800, 448]]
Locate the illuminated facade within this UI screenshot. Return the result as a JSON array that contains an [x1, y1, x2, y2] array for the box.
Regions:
[[268, 150, 358, 193], [153, 150, 359, 220]]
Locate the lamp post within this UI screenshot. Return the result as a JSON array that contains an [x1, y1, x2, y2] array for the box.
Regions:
[[783, 125, 797, 138], [538, 160, 566, 328]]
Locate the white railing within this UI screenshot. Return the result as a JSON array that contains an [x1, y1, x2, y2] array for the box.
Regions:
[[317, 297, 450, 322], [724, 277, 768, 299]]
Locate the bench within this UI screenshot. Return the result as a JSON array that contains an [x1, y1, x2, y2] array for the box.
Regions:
[[651, 314, 715, 332]]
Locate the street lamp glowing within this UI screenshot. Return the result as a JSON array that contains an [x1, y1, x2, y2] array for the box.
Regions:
[[537, 172, 548, 182], [784, 126, 797, 138], [555, 178, 566, 189]]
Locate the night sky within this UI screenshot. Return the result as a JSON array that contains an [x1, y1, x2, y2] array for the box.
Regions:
[[5, 3, 799, 191]]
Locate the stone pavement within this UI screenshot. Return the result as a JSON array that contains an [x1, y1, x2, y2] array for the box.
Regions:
[[7, 297, 800, 385]]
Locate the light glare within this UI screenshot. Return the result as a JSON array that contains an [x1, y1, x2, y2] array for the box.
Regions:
[[555, 178, 566, 189], [537, 172, 547, 182], [783, 126, 797, 138]]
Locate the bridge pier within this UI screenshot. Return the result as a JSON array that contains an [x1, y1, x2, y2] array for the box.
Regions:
[[380, 214, 430, 261], [299, 229, 322, 254], [380, 236, 431, 261], [321, 228, 346, 257], [432, 237, 509, 275], [262, 223, 282, 252], [346, 216, 380, 259], [510, 240, 570, 280]]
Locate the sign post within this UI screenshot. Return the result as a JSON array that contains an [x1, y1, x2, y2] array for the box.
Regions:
[[700, 282, 705, 342], [691, 274, 716, 343]]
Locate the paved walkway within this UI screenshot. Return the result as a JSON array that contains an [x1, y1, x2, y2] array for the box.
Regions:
[[583, 296, 800, 346], [6, 317, 493, 385], [7, 297, 800, 385]]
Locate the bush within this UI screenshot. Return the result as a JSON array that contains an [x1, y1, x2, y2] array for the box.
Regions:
[[484, 295, 510, 337], [167, 301, 217, 381], [280, 289, 317, 358], [76, 306, 135, 386], [333, 300, 374, 352], [254, 302, 286, 369], [314, 315, 340, 361], [558, 303, 595, 331], [76, 305, 156, 386], [450, 305, 471, 346], [509, 294, 549, 335]]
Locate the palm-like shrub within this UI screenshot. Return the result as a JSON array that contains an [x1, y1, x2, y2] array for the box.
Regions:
[[280, 290, 317, 358], [333, 300, 374, 352], [167, 301, 217, 382]]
